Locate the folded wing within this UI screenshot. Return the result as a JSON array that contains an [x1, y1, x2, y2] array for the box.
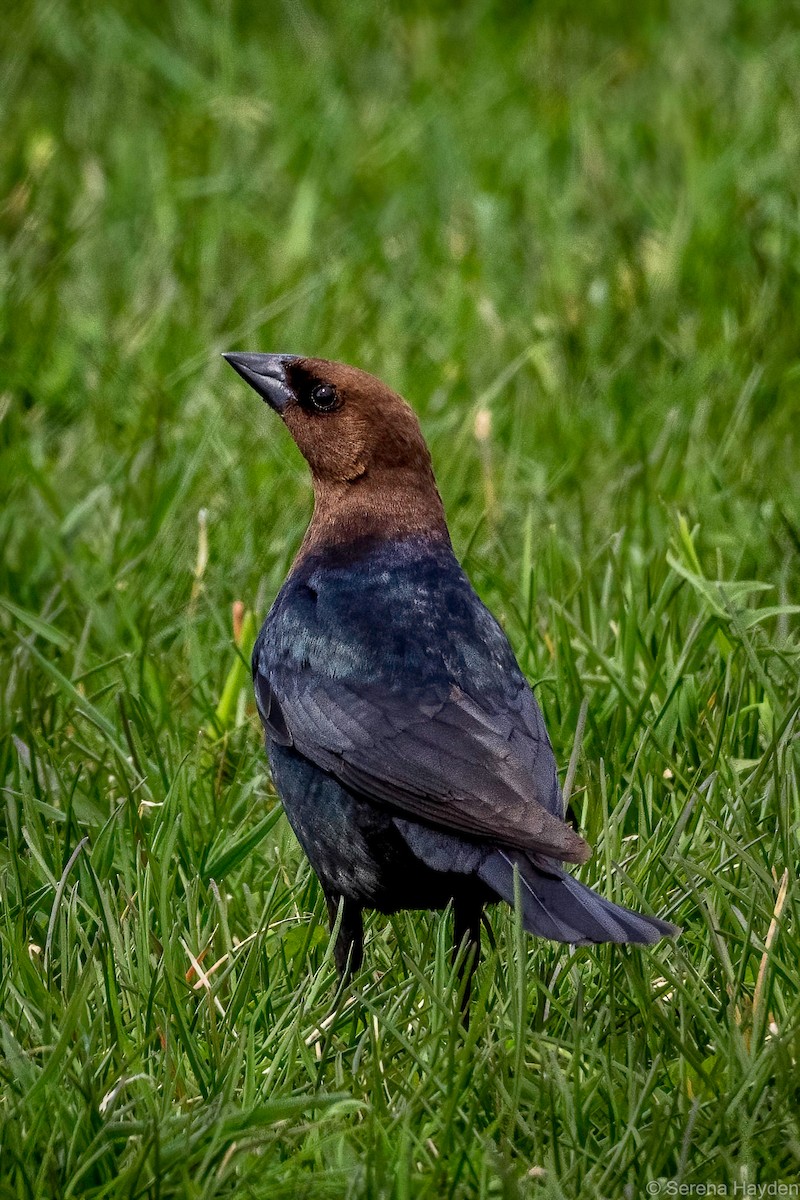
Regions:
[[254, 665, 590, 864]]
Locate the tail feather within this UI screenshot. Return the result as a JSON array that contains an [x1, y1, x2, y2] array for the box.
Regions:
[[478, 849, 679, 945]]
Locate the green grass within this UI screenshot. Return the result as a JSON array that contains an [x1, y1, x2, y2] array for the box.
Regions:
[[1, 1, 799, 1195]]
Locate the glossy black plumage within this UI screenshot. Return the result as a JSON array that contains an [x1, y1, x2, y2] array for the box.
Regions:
[[225, 352, 679, 1003], [254, 538, 587, 862]]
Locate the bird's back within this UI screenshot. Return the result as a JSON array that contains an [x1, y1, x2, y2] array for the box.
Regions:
[[255, 533, 566, 826], [261, 534, 509, 683]]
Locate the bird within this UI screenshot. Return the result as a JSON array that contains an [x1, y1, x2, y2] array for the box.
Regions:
[[223, 351, 679, 1008]]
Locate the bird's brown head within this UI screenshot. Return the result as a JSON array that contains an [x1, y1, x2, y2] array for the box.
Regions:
[[223, 353, 449, 551]]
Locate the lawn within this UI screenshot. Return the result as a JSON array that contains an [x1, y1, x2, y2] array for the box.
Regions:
[[1, 1, 799, 1196]]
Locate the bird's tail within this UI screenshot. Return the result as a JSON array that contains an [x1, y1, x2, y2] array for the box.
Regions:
[[478, 848, 679, 945]]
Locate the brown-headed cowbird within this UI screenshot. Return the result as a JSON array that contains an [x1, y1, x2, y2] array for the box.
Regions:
[[224, 352, 679, 1002]]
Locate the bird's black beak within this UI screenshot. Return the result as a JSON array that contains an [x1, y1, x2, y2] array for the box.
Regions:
[[222, 352, 296, 413]]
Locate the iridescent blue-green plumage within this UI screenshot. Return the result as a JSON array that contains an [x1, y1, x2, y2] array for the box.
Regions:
[[256, 535, 540, 908], [253, 535, 676, 967]]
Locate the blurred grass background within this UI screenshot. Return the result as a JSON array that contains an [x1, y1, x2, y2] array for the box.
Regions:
[[1, 1, 799, 1196]]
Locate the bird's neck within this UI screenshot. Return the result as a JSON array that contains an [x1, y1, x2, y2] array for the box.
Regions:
[[296, 467, 451, 561]]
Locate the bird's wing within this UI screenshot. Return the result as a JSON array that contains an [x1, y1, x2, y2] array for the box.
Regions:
[[254, 666, 589, 863]]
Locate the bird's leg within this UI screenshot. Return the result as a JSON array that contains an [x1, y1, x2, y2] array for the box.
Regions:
[[453, 899, 483, 1022], [324, 891, 364, 980]]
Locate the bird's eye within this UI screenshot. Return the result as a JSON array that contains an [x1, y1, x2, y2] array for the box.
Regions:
[[310, 383, 337, 411]]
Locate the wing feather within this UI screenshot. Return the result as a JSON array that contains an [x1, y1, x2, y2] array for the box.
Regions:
[[257, 667, 589, 863]]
